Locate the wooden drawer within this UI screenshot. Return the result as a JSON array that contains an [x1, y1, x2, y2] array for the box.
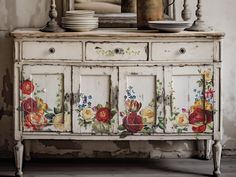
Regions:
[[151, 42, 214, 62], [22, 41, 82, 60], [85, 42, 148, 61]]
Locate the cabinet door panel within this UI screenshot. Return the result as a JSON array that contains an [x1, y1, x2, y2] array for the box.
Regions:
[[118, 67, 164, 135], [73, 67, 118, 134], [21, 65, 71, 132], [165, 66, 214, 134]]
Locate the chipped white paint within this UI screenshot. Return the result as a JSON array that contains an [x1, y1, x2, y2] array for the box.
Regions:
[[0, 0, 236, 167], [11, 28, 223, 176]]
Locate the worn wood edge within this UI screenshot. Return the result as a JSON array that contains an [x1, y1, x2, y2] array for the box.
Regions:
[[22, 134, 213, 141], [10, 28, 225, 39]]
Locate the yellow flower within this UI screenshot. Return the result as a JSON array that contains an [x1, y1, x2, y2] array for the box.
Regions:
[[140, 107, 155, 124], [36, 97, 48, 114], [81, 108, 95, 122], [175, 113, 189, 127], [203, 70, 212, 82], [190, 100, 213, 112], [53, 113, 71, 131]]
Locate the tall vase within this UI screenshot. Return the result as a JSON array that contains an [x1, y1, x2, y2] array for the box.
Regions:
[[121, 0, 136, 13], [137, 0, 164, 29]]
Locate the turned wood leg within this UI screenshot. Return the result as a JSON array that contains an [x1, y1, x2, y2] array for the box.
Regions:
[[14, 141, 24, 177], [24, 140, 31, 161], [213, 140, 222, 177]]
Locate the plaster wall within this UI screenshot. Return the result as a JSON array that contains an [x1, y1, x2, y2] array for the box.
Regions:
[[0, 0, 235, 159]]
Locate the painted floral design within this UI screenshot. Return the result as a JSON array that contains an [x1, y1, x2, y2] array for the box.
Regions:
[[140, 107, 155, 124], [96, 107, 112, 123], [20, 78, 70, 132], [169, 68, 214, 133], [123, 112, 144, 133], [77, 94, 117, 134], [24, 112, 48, 130], [20, 80, 34, 95], [95, 47, 141, 57], [21, 98, 38, 113], [119, 84, 164, 136]]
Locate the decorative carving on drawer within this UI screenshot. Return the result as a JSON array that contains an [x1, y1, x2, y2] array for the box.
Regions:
[[86, 42, 148, 61], [95, 46, 141, 57]]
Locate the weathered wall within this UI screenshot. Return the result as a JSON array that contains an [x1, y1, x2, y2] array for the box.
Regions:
[[0, 0, 236, 159]]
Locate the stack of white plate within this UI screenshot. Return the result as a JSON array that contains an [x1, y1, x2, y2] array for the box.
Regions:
[[62, 10, 98, 32]]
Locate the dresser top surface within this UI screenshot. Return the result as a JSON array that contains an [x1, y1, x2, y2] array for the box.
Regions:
[[11, 28, 225, 39]]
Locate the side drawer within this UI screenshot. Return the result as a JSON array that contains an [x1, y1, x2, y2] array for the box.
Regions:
[[85, 42, 148, 61], [151, 42, 214, 62], [22, 41, 82, 60]]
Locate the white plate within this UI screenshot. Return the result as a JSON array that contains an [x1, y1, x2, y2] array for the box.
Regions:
[[148, 21, 192, 32], [66, 10, 95, 15], [65, 26, 98, 32], [62, 17, 98, 20]]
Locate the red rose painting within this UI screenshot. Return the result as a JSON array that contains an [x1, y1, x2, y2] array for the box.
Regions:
[[20, 80, 34, 95], [24, 112, 47, 130], [189, 108, 213, 133], [123, 112, 144, 133], [21, 98, 38, 113], [96, 107, 111, 123]]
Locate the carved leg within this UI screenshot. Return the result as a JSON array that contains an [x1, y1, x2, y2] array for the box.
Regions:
[[213, 140, 222, 177], [24, 140, 31, 161], [14, 141, 24, 177]]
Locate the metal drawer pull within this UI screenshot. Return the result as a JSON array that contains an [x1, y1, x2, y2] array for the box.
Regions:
[[49, 47, 55, 54], [179, 48, 186, 54]]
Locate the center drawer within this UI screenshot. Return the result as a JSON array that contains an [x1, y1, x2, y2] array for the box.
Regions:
[[85, 42, 148, 61], [22, 41, 82, 60]]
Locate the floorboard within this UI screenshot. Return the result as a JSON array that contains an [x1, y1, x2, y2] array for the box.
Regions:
[[0, 157, 235, 177]]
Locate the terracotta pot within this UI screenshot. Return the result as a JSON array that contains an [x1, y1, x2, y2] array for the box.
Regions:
[[137, 0, 164, 29], [121, 0, 136, 13]]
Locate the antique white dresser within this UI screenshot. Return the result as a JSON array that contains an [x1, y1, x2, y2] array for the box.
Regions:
[[12, 28, 224, 177]]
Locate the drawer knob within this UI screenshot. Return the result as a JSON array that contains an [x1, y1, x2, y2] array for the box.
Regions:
[[114, 48, 124, 55], [49, 47, 55, 54], [179, 48, 186, 54]]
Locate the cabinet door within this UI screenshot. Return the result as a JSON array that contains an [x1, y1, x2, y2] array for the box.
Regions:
[[118, 67, 164, 135], [165, 66, 214, 134], [21, 65, 71, 132], [73, 67, 118, 134]]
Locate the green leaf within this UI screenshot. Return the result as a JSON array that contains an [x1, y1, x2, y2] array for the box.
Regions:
[[45, 113, 55, 121], [158, 122, 165, 130], [119, 131, 131, 138], [54, 107, 62, 114], [177, 129, 183, 134], [111, 109, 117, 117], [118, 125, 125, 131]]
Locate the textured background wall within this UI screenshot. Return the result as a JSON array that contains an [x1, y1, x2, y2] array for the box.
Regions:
[[0, 0, 235, 159]]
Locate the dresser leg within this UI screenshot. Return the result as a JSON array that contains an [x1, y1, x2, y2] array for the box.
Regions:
[[24, 140, 31, 161], [213, 140, 222, 177], [14, 141, 24, 177]]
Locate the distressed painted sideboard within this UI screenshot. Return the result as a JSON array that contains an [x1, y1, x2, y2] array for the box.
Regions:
[[11, 28, 224, 177]]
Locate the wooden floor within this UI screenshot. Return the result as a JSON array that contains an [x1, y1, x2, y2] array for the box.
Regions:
[[0, 157, 235, 177]]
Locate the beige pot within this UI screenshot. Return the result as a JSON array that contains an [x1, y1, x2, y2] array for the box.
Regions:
[[137, 0, 164, 29]]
